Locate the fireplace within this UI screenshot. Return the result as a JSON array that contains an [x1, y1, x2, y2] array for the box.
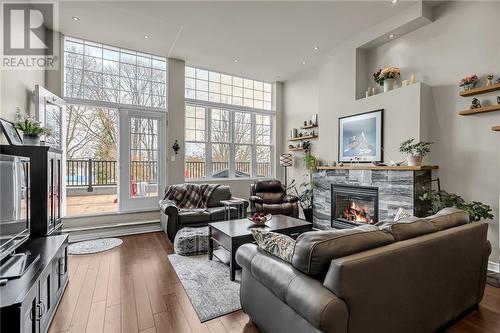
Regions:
[[331, 184, 379, 229]]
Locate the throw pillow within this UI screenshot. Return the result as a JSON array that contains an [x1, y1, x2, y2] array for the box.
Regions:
[[251, 229, 295, 263]]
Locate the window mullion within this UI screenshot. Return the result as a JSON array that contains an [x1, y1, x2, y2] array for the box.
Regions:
[[229, 111, 235, 178], [251, 113, 256, 178], [206, 107, 212, 178]]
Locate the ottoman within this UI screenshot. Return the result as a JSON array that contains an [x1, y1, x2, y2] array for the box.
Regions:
[[174, 226, 211, 255]]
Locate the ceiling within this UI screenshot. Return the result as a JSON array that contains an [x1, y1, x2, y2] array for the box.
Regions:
[[57, 1, 417, 82]]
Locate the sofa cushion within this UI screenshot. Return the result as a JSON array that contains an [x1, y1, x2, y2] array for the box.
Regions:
[[251, 229, 296, 263], [425, 207, 469, 231], [206, 185, 232, 207], [292, 225, 395, 277], [376, 218, 437, 241], [206, 206, 238, 221], [178, 209, 211, 225], [259, 203, 295, 215], [256, 192, 284, 204]]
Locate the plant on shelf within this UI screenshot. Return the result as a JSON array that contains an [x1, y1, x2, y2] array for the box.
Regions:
[[459, 74, 478, 90], [374, 67, 401, 92], [292, 143, 319, 222], [15, 116, 51, 145], [399, 138, 433, 166], [420, 187, 493, 222]]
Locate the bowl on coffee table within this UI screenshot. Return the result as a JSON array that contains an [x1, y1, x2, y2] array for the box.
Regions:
[[248, 213, 272, 226]]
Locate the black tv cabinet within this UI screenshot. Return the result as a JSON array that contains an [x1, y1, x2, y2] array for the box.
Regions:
[[0, 234, 69, 333]]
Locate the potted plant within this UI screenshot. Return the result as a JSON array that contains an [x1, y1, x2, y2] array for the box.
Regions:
[[298, 146, 319, 222], [459, 74, 478, 91], [15, 117, 51, 145], [374, 67, 401, 92], [420, 187, 493, 222], [399, 138, 433, 166]]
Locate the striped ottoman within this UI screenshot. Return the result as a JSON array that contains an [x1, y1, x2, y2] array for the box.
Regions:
[[174, 227, 211, 256]]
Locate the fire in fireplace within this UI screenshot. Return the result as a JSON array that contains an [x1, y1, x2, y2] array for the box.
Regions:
[[331, 184, 379, 229]]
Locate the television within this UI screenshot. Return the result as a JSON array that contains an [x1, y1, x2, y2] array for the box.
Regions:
[[0, 154, 37, 279]]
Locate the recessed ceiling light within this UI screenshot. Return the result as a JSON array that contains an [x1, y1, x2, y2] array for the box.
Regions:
[[388, 34, 395, 39], [144, 35, 150, 39], [72, 16, 79, 21], [301, 60, 307, 65], [313, 46, 319, 51], [391, 0, 399, 4], [234, 59, 238, 63]]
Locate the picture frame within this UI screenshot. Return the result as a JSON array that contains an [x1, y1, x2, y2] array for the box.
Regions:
[[0, 118, 23, 145], [338, 109, 383, 163]]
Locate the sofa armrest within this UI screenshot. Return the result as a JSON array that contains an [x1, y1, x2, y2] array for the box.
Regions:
[[236, 244, 348, 333], [249, 195, 263, 204], [283, 194, 299, 203], [159, 199, 179, 241]]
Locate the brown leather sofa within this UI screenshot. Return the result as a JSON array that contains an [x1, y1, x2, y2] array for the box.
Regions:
[[236, 208, 491, 333], [249, 179, 299, 218]]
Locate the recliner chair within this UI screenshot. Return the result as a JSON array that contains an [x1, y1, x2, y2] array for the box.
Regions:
[[249, 179, 299, 218]]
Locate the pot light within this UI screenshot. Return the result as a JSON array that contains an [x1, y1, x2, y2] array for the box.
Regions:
[[301, 60, 307, 65], [72, 16, 79, 21], [144, 35, 150, 39], [313, 46, 319, 51], [391, 0, 399, 4], [234, 59, 239, 63], [388, 34, 395, 39]]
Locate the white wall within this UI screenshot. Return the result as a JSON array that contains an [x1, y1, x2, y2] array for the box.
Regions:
[[283, 1, 500, 262]]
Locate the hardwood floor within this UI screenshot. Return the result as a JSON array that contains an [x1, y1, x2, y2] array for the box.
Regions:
[[49, 232, 500, 333]]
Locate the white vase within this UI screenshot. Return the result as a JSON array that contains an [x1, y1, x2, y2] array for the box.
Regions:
[[407, 155, 423, 166], [384, 79, 395, 92], [23, 134, 40, 145]]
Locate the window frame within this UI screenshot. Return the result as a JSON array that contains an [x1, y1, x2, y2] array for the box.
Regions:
[[185, 101, 274, 180]]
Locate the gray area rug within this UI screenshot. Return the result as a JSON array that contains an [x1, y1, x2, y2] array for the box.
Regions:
[[68, 238, 123, 255], [168, 253, 241, 322]]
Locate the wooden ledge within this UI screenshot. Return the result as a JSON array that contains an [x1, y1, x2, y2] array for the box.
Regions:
[[317, 165, 438, 171]]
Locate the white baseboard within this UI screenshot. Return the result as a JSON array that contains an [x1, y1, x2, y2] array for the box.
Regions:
[[64, 220, 163, 243], [488, 261, 499, 273]]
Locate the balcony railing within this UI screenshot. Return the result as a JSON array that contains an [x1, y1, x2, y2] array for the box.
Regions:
[[185, 161, 272, 180]]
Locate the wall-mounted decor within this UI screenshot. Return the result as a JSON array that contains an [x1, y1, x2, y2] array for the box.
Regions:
[[338, 109, 383, 163], [0, 118, 23, 145], [34, 85, 65, 148], [459, 74, 478, 91], [471, 98, 482, 109]]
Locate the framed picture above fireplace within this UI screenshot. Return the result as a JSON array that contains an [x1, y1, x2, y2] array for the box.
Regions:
[[338, 109, 383, 163]]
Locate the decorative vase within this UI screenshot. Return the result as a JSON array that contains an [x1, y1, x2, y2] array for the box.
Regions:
[[384, 79, 395, 92], [22, 134, 40, 145], [463, 82, 477, 91], [407, 155, 423, 166], [303, 208, 313, 222]]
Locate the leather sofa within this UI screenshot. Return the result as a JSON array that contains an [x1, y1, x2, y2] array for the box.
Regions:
[[236, 208, 491, 333], [249, 179, 299, 218], [159, 185, 249, 241]]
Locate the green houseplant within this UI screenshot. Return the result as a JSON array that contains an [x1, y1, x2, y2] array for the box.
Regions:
[[399, 138, 433, 166], [297, 143, 318, 222], [15, 117, 50, 145], [420, 187, 493, 222]]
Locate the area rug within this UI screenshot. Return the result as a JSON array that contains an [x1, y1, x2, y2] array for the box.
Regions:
[[68, 238, 123, 255], [168, 253, 241, 322]]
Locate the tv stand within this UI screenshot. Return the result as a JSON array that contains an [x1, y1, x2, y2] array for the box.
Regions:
[[0, 234, 69, 333], [0, 252, 40, 280]]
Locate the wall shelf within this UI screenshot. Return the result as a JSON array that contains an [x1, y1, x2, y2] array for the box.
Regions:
[[288, 135, 318, 141], [459, 104, 500, 116], [317, 165, 438, 171], [288, 147, 305, 152], [300, 124, 318, 129], [492, 126, 500, 132], [459, 83, 500, 97]]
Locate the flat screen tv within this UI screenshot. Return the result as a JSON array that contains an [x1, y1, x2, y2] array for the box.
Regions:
[[0, 154, 30, 262]]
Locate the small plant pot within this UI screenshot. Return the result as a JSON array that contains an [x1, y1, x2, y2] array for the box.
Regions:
[[407, 155, 423, 166], [303, 208, 313, 222], [383, 79, 396, 92], [22, 134, 40, 145]]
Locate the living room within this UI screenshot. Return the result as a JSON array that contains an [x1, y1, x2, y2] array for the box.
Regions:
[[0, 1, 499, 333]]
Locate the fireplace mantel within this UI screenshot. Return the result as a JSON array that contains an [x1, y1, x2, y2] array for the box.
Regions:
[[317, 165, 438, 171]]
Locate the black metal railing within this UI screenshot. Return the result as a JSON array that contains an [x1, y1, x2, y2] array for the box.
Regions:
[[185, 161, 272, 179]]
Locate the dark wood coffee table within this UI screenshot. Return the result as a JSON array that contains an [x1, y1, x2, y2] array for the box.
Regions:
[[208, 215, 312, 281]]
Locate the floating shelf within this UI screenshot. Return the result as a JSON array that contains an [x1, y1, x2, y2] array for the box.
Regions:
[[459, 104, 500, 116], [288, 135, 318, 141], [459, 83, 500, 97], [492, 126, 500, 132], [288, 147, 305, 152], [300, 124, 318, 129], [317, 165, 439, 171]]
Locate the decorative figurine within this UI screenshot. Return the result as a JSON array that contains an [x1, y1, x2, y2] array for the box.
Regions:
[[497, 77, 500, 84], [471, 98, 482, 109], [172, 140, 180, 154], [486, 75, 494, 86], [303, 121, 308, 126], [497, 96, 500, 105]]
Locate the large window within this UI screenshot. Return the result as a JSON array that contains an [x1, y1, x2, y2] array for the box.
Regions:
[[185, 67, 272, 111], [63, 36, 167, 108]]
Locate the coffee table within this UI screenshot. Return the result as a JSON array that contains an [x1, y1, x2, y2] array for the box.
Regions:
[[208, 215, 313, 281]]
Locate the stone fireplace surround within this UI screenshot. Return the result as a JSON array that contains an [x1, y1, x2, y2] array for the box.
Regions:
[[313, 166, 435, 230]]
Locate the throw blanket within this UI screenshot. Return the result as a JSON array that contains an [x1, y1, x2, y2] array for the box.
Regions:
[[163, 184, 220, 209]]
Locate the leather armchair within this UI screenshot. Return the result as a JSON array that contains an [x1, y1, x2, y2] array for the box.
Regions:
[[249, 179, 299, 218]]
